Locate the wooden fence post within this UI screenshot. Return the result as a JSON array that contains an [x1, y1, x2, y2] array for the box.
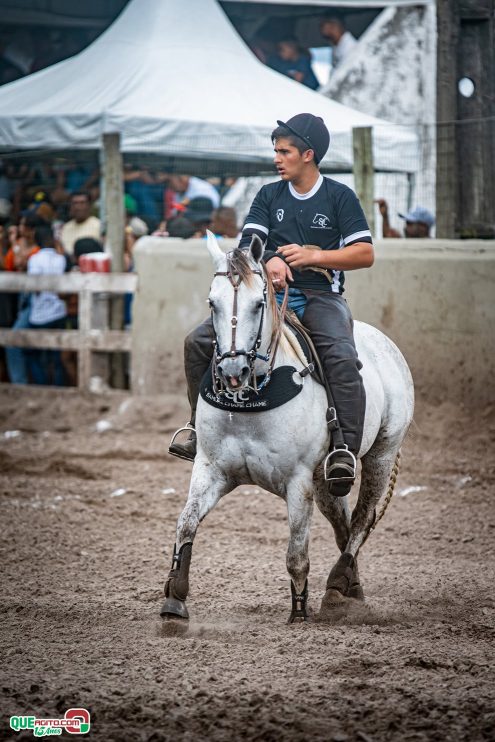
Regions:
[[352, 127, 375, 236], [102, 132, 126, 388], [78, 289, 92, 390]]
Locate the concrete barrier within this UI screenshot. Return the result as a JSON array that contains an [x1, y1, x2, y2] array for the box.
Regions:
[[132, 237, 495, 406]]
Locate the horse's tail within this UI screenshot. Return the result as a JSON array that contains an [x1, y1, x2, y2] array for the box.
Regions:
[[371, 449, 401, 533], [360, 449, 401, 549]]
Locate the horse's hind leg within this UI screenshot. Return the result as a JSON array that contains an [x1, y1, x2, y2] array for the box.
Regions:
[[160, 461, 229, 621], [346, 450, 399, 557], [320, 449, 399, 612], [314, 480, 363, 603], [286, 477, 314, 623], [314, 479, 351, 553]]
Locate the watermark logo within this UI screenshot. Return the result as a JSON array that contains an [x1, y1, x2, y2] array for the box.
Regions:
[[10, 708, 90, 736]]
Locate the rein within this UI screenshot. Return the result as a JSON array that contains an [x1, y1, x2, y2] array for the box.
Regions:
[[211, 256, 289, 396]]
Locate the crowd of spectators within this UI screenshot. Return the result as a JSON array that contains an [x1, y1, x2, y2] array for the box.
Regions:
[[0, 160, 240, 386], [250, 13, 358, 88]]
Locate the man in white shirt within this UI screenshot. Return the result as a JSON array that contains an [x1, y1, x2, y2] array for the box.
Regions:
[[320, 16, 358, 70], [60, 191, 101, 255], [168, 175, 220, 209], [27, 224, 67, 384]]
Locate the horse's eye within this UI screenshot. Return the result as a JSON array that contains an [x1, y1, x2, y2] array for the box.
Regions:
[[208, 298, 215, 310]]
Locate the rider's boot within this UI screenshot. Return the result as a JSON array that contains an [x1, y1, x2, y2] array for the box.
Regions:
[[168, 421, 197, 462], [321, 356, 365, 496], [324, 445, 357, 497], [168, 318, 214, 462]]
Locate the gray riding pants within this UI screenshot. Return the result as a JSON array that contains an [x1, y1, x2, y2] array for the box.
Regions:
[[183, 289, 365, 455]]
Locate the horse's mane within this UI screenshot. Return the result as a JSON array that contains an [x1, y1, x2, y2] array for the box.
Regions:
[[228, 248, 255, 286], [228, 248, 282, 345]]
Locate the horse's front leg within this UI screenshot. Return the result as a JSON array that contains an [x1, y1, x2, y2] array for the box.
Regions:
[[160, 459, 229, 621], [285, 475, 314, 623]]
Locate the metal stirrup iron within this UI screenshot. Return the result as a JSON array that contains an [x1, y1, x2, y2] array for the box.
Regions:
[[323, 445, 357, 482], [169, 422, 195, 448], [323, 405, 356, 482]]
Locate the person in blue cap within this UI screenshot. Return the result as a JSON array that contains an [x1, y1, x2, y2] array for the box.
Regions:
[[170, 113, 374, 495], [376, 199, 435, 238]]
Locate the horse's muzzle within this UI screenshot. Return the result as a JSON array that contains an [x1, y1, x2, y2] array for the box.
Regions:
[[217, 358, 251, 390]]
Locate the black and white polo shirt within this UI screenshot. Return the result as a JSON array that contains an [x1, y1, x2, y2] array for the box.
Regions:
[[239, 175, 372, 293]]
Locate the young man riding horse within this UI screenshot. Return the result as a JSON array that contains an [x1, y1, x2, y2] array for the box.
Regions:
[[169, 113, 374, 495]]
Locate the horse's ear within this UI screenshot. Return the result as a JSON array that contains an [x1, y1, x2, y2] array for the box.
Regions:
[[248, 234, 265, 264], [205, 229, 224, 268]]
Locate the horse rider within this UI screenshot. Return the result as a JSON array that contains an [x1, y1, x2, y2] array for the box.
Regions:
[[169, 113, 374, 493]]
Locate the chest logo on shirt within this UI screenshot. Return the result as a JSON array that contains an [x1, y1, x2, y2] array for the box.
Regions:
[[276, 208, 284, 222], [312, 213, 331, 229]]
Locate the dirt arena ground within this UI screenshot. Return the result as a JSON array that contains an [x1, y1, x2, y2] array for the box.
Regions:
[[1, 384, 494, 741]]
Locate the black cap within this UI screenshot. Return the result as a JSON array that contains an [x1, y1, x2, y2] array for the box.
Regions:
[[275, 113, 330, 165]]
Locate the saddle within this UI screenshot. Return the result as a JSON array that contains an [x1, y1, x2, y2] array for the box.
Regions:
[[283, 310, 325, 386]]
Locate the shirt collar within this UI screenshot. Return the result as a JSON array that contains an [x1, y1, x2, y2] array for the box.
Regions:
[[288, 174, 323, 201]]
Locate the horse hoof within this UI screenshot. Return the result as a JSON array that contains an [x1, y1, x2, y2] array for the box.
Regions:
[[348, 583, 365, 602], [319, 588, 348, 619], [160, 596, 189, 620]]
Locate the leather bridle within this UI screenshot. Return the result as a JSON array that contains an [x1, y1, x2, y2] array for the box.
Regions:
[[210, 257, 288, 395]]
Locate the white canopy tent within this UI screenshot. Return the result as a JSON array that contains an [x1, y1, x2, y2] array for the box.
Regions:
[[0, 0, 417, 173]]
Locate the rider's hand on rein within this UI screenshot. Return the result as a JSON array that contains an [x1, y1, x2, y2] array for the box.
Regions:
[[277, 244, 319, 269], [266, 255, 293, 289]]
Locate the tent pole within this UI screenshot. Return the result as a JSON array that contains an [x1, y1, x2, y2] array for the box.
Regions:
[[352, 127, 375, 237], [102, 132, 126, 389]]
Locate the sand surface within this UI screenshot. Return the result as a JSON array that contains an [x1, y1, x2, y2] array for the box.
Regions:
[[1, 385, 494, 741]]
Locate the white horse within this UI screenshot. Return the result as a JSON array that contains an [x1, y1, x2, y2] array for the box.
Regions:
[[161, 232, 414, 622]]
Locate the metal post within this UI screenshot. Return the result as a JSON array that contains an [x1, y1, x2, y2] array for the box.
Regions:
[[102, 132, 126, 388], [352, 127, 375, 236]]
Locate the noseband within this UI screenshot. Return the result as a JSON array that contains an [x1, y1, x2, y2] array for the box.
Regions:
[[211, 256, 288, 395]]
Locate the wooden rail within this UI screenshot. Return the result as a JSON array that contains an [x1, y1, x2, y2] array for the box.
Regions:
[[0, 272, 137, 390]]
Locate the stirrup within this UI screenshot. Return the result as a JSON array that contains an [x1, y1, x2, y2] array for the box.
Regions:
[[323, 446, 357, 482], [169, 423, 195, 448]]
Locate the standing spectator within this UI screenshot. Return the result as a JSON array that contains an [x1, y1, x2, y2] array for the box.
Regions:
[[3, 213, 42, 272], [169, 175, 220, 209], [4, 214, 44, 384], [270, 39, 319, 90], [60, 191, 101, 256], [26, 224, 67, 385], [397, 206, 435, 237], [124, 166, 164, 227], [375, 200, 435, 238], [320, 15, 357, 70]]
